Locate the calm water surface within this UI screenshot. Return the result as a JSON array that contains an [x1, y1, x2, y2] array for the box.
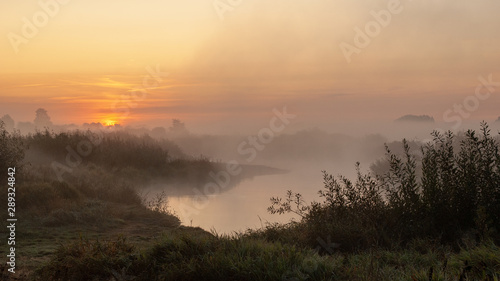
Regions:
[[164, 162, 357, 233]]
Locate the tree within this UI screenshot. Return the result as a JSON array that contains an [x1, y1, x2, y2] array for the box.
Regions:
[[34, 108, 53, 129], [169, 119, 187, 135], [0, 114, 15, 132]]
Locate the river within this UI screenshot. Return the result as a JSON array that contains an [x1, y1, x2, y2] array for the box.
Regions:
[[163, 161, 360, 234]]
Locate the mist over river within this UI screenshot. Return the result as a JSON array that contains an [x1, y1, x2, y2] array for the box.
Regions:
[[157, 161, 360, 234]]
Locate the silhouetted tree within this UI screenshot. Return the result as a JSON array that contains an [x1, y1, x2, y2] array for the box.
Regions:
[[34, 108, 53, 129], [0, 114, 15, 132], [170, 119, 187, 135]]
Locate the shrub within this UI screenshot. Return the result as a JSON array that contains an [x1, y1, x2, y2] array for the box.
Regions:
[[0, 121, 25, 183], [26, 130, 170, 171], [267, 123, 500, 251]]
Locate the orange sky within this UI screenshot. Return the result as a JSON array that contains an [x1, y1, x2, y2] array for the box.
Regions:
[[1, 0, 500, 133]]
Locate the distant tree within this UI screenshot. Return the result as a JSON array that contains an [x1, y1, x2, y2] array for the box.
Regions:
[[0, 114, 15, 132], [170, 119, 188, 135], [395, 115, 434, 123], [34, 108, 53, 129]]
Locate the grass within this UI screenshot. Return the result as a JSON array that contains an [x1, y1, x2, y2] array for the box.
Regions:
[[0, 201, 181, 277], [30, 232, 500, 281], [34, 230, 336, 281]]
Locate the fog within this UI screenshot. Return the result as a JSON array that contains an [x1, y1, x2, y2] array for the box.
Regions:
[[5, 107, 500, 233], [3, 1, 500, 277], [134, 118, 500, 233]]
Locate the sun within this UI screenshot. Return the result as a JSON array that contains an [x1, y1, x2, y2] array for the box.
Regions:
[[97, 114, 121, 127], [103, 120, 116, 126]]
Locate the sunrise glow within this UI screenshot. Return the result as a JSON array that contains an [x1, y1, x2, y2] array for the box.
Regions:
[[103, 120, 117, 127], [0, 0, 499, 133]]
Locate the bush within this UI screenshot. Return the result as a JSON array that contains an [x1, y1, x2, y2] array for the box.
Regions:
[[267, 123, 500, 251], [0, 121, 25, 183], [26, 130, 170, 171]]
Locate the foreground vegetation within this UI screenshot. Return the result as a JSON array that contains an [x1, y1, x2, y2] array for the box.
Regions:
[[264, 123, 500, 250], [30, 235, 500, 281], [1, 122, 499, 280]]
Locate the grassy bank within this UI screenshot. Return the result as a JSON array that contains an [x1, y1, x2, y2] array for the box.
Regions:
[[31, 235, 500, 281]]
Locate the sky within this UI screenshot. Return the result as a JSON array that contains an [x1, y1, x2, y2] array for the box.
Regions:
[[1, 0, 500, 134]]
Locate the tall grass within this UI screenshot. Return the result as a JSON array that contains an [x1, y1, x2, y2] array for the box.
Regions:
[[35, 230, 500, 281], [35, 231, 336, 281]]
